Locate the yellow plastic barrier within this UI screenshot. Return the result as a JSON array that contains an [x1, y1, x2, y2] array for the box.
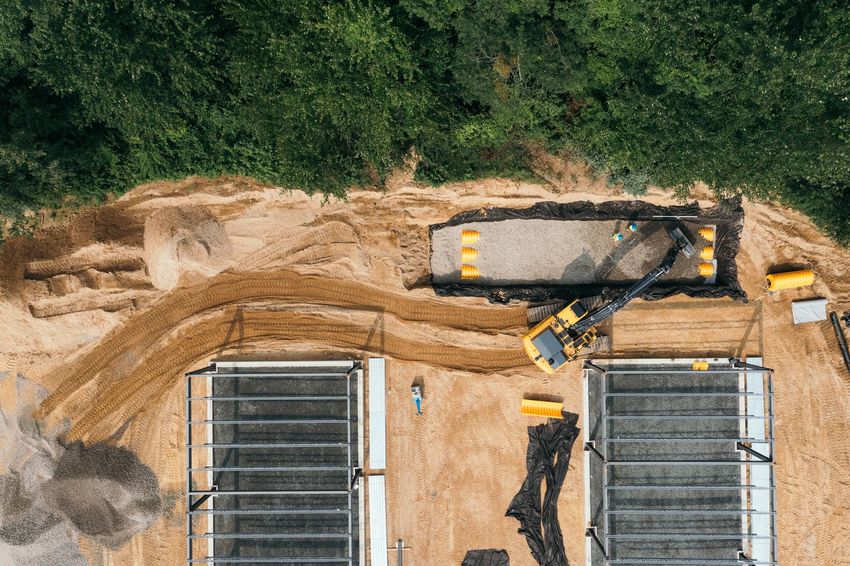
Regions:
[[692, 360, 710, 371], [698, 227, 715, 242], [520, 399, 564, 418], [700, 246, 714, 260], [461, 247, 479, 263], [460, 264, 480, 279], [698, 262, 715, 277], [766, 269, 814, 292], [461, 229, 480, 245]]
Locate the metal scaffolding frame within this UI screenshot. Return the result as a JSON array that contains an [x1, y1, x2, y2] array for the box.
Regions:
[[583, 358, 777, 566], [186, 360, 362, 566]]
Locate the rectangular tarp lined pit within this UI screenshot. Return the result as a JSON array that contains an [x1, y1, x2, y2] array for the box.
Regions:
[[429, 199, 746, 304]]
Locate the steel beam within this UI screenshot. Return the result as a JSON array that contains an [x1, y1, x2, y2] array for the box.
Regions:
[[601, 364, 610, 557], [585, 442, 606, 462], [188, 442, 347, 449], [736, 442, 772, 462], [189, 395, 349, 401], [189, 466, 350, 472], [188, 419, 348, 425], [731, 358, 774, 373], [605, 509, 775, 516], [606, 460, 772, 466], [188, 509, 348, 516], [606, 533, 776, 540], [601, 368, 766, 375], [583, 360, 608, 374], [188, 533, 349, 540], [188, 490, 349, 496], [186, 364, 216, 376], [607, 560, 775, 565], [603, 437, 773, 444], [604, 392, 769, 397], [606, 484, 773, 491], [187, 372, 347, 378], [604, 415, 769, 420], [185, 375, 193, 563], [585, 527, 607, 558], [189, 559, 351, 564]]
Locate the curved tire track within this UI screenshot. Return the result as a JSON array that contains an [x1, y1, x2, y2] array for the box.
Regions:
[[68, 309, 528, 439], [38, 270, 526, 419]]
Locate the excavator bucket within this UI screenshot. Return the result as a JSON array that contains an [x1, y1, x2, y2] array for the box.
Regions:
[[667, 226, 696, 258]]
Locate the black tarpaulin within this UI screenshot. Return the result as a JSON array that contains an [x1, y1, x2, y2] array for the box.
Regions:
[[506, 413, 580, 566], [461, 549, 510, 566], [429, 198, 747, 304]]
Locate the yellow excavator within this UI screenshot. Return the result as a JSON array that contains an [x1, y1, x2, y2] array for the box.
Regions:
[[522, 227, 695, 373]]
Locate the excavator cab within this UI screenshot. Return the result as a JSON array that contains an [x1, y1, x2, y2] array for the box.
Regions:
[[523, 299, 596, 374]]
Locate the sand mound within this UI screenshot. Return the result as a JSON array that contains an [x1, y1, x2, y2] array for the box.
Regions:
[[41, 442, 161, 549], [144, 205, 232, 290]]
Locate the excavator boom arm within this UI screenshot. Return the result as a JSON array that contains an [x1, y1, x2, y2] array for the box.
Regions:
[[568, 244, 681, 337]]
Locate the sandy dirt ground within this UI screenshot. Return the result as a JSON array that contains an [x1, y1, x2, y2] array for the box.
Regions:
[[0, 162, 849, 566]]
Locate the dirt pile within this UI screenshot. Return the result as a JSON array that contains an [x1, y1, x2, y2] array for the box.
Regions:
[[144, 205, 232, 290]]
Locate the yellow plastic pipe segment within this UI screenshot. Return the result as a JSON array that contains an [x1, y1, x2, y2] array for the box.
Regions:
[[520, 399, 564, 418], [460, 264, 480, 279], [698, 227, 715, 242], [766, 269, 814, 291], [461, 229, 480, 245], [460, 247, 479, 263]]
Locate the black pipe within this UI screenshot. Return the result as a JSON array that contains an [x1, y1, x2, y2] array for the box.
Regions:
[[830, 312, 850, 375]]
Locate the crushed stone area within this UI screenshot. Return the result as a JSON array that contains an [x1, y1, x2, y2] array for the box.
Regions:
[[0, 374, 161, 564], [431, 219, 708, 285]]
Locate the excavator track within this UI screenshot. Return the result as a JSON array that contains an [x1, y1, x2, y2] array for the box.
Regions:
[[526, 295, 605, 325], [587, 334, 612, 355]]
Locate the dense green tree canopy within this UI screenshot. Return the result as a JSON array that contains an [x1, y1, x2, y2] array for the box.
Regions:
[[1, 0, 848, 242]]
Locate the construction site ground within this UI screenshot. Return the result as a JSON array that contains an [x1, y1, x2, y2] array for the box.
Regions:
[[1, 162, 849, 565]]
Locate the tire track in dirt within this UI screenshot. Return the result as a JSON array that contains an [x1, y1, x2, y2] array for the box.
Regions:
[[234, 221, 357, 272], [38, 270, 527, 419], [68, 309, 529, 440]]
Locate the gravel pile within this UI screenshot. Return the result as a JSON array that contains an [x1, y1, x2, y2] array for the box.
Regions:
[[0, 374, 161, 563], [42, 442, 161, 549]]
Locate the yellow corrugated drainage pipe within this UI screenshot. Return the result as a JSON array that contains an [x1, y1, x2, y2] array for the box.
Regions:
[[520, 399, 564, 418], [698, 262, 715, 277], [698, 227, 715, 242], [766, 269, 814, 292], [460, 264, 480, 280], [461, 247, 478, 263], [692, 360, 710, 371], [461, 229, 480, 245], [700, 246, 715, 260]]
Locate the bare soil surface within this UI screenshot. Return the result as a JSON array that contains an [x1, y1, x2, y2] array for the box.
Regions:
[[0, 169, 848, 565]]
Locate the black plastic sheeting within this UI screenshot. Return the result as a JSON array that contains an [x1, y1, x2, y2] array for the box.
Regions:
[[461, 549, 510, 566], [506, 413, 580, 566], [430, 198, 747, 304]]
